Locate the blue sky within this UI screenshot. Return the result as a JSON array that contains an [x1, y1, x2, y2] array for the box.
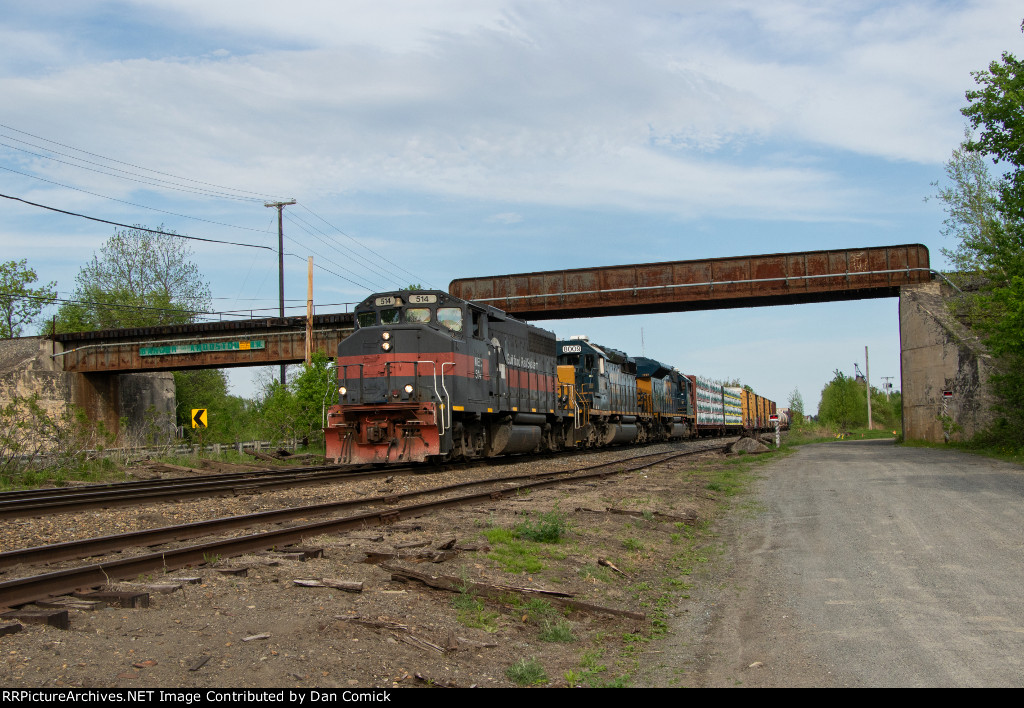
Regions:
[[2, 1, 1022, 412]]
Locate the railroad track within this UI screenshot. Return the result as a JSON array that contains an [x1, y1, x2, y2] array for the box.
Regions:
[[0, 437, 731, 519], [0, 441, 727, 609]]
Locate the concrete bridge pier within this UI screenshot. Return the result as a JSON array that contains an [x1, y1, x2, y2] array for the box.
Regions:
[[899, 281, 994, 443], [0, 337, 175, 448]]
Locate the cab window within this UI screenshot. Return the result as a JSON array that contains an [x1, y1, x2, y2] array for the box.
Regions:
[[438, 307, 463, 332], [381, 308, 401, 325], [405, 308, 431, 324], [357, 312, 377, 328]]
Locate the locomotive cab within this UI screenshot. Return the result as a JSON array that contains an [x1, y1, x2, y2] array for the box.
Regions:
[[326, 290, 559, 464], [327, 290, 475, 464]]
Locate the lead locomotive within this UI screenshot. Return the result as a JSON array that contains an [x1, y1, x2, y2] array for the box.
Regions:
[[324, 290, 561, 464]]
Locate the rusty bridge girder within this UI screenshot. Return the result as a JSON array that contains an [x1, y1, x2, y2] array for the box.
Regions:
[[54, 313, 354, 373], [448, 244, 932, 320]]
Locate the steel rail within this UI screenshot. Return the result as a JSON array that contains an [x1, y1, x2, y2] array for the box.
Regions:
[[0, 446, 721, 570], [0, 445, 722, 608], [0, 466, 391, 519]]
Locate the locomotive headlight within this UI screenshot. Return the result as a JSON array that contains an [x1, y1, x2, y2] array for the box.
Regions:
[[338, 386, 347, 396], [404, 384, 414, 394], [381, 341, 391, 351], [381, 331, 391, 341]]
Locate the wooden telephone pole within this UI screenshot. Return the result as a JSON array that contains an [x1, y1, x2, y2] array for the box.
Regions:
[[265, 199, 297, 385]]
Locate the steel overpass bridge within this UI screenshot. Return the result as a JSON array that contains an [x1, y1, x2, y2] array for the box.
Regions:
[[5, 243, 961, 443]]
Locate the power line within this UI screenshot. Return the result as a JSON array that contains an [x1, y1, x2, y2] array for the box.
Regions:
[[281, 214, 393, 291], [0, 164, 272, 233], [297, 203, 433, 288], [0, 122, 287, 202], [0, 192, 276, 252]]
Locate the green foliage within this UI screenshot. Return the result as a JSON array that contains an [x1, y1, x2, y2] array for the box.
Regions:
[[54, 226, 211, 333], [817, 370, 864, 430], [252, 352, 336, 444], [0, 259, 56, 338], [0, 394, 120, 488], [817, 370, 900, 430], [787, 387, 805, 426], [451, 592, 500, 632], [174, 369, 257, 443], [936, 29, 1024, 446], [483, 527, 545, 573], [505, 658, 548, 686], [513, 510, 568, 543], [538, 619, 576, 643]]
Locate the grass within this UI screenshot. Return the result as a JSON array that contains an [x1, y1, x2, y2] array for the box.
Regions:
[[482, 510, 569, 574], [513, 510, 569, 543], [506, 658, 548, 686], [451, 592, 501, 633], [538, 619, 576, 643]]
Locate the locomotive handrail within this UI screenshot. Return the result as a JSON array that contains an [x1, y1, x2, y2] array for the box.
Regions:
[[379, 359, 453, 436], [440, 361, 454, 432]]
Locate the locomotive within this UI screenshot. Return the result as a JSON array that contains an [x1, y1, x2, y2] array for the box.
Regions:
[[324, 290, 777, 464]]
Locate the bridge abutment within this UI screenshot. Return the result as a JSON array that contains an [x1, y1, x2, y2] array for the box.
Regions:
[[0, 337, 175, 448], [899, 281, 994, 442]]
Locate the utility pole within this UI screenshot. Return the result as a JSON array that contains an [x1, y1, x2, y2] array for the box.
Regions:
[[265, 199, 297, 385], [865, 346, 872, 431], [881, 376, 894, 399], [306, 256, 313, 367]]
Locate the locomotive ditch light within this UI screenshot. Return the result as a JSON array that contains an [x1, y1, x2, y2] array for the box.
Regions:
[[404, 384, 414, 394], [381, 341, 392, 351], [338, 386, 347, 396]]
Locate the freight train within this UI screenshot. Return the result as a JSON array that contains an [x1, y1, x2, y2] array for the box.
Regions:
[[324, 290, 779, 464]]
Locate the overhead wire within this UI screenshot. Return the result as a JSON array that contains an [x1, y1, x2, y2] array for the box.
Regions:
[[0, 165, 273, 233], [0, 123, 431, 296], [296, 203, 433, 288], [282, 211, 399, 290], [0, 192, 275, 252], [0, 122, 285, 201], [283, 209, 407, 288]]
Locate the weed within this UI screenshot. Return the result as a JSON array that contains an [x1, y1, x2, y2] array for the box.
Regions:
[[514, 510, 568, 543], [202, 552, 221, 565], [622, 537, 644, 551], [506, 658, 548, 686], [538, 619, 576, 643], [452, 593, 500, 633]]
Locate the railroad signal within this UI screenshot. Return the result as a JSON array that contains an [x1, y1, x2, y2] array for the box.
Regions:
[[192, 409, 208, 428]]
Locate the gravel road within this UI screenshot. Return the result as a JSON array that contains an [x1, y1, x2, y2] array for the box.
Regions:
[[640, 439, 1024, 688]]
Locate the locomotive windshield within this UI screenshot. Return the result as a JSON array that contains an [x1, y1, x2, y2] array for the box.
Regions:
[[405, 308, 431, 324], [352, 292, 466, 336], [438, 307, 463, 332]]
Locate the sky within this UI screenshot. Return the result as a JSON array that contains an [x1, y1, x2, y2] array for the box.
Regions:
[[2, 1, 1022, 413]]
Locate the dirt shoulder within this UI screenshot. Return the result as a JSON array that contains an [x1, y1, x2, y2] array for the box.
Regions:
[[2, 441, 782, 689]]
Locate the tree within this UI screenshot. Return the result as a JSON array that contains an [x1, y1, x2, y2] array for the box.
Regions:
[[787, 387, 805, 426], [0, 260, 56, 338], [929, 130, 1007, 283], [817, 370, 864, 430], [253, 351, 336, 445], [951, 28, 1024, 444], [54, 226, 211, 332]]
